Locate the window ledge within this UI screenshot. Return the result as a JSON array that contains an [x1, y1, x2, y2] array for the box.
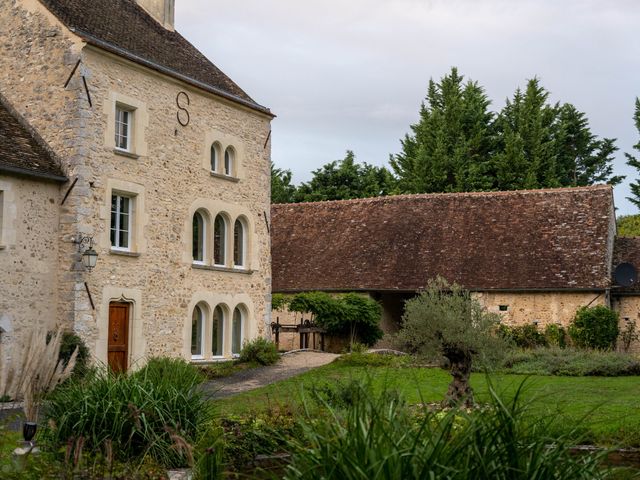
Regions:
[[114, 149, 140, 159], [210, 171, 240, 183], [110, 249, 141, 258], [192, 264, 253, 275], [190, 357, 229, 365]]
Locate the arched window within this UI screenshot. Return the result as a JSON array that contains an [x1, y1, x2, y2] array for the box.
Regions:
[[233, 219, 246, 268], [224, 147, 234, 176], [210, 143, 220, 172], [191, 305, 204, 358], [214, 215, 227, 266], [232, 306, 244, 356], [192, 211, 205, 263], [212, 305, 225, 357]]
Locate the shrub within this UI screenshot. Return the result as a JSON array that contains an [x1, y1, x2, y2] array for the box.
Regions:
[[569, 306, 619, 350], [282, 379, 609, 480], [239, 337, 280, 366], [289, 292, 383, 347], [42, 358, 209, 468], [500, 347, 640, 376], [544, 324, 567, 348], [272, 293, 292, 311], [620, 320, 639, 353], [499, 324, 548, 349], [56, 331, 90, 377]]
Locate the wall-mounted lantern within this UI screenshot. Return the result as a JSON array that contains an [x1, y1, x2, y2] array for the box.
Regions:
[[72, 235, 98, 271]]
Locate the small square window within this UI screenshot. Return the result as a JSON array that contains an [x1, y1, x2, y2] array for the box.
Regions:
[[115, 106, 133, 152], [498, 305, 508, 312]]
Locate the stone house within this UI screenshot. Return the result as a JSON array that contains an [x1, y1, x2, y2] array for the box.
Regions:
[[271, 185, 640, 348], [1, 0, 273, 370]]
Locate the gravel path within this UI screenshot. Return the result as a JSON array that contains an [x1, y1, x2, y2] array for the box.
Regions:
[[202, 351, 340, 399]]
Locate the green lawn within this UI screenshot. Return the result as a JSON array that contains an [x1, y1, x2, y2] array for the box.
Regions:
[[216, 361, 640, 447]]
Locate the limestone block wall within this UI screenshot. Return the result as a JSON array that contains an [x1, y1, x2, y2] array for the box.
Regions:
[[0, 175, 61, 360], [474, 291, 606, 329], [611, 296, 640, 354], [2, 0, 273, 366]]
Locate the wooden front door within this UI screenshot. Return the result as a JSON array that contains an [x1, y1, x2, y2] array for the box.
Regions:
[[108, 303, 130, 373]]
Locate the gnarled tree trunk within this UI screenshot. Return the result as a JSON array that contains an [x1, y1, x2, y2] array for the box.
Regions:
[[442, 347, 474, 408]]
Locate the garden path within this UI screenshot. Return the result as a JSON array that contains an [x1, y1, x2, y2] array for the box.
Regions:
[[202, 351, 340, 399]]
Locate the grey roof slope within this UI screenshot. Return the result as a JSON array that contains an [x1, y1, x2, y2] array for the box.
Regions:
[[0, 93, 66, 182], [272, 186, 615, 293], [39, 0, 272, 115]]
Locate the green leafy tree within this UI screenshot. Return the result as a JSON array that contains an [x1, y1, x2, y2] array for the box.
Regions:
[[289, 292, 383, 347], [271, 163, 298, 204], [390, 68, 496, 193], [626, 98, 640, 208], [568, 306, 619, 350], [295, 151, 395, 202], [617, 214, 640, 237], [397, 277, 504, 407], [393, 69, 622, 194]]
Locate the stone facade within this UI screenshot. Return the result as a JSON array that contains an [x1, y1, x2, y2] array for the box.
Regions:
[[1, 0, 272, 367], [0, 175, 61, 354]]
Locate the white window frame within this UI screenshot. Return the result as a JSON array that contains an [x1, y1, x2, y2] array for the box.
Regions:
[[231, 307, 244, 357], [191, 305, 205, 360], [192, 211, 206, 265], [224, 147, 234, 176], [212, 305, 225, 358], [110, 193, 132, 252], [233, 218, 247, 269], [213, 214, 227, 267], [115, 105, 134, 152]]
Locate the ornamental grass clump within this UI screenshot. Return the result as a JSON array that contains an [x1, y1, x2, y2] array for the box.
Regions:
[[282, 379, 611, 480], [42, 357, 209, 468], [0, 327, 77, 421]]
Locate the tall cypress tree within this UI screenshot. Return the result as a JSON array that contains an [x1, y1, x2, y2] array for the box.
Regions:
[[626, 98, 640, 207], [390, 68, 495, 193]]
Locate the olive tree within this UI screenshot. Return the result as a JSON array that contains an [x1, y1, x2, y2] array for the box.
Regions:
[[397, 277, 504, 407]]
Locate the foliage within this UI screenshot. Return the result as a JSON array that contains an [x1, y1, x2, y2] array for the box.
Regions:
[[616, 214, 640, 237], [294, 151, 396, 202], [498, 323, 548, 349], [282, 378, 610, 480], [625, 98, 640, 208], [619, 320, 640, 353], [57, 330, 90, 378], [332, 351, 410, 368], [42, 358, 209, 468], [500, 347, 640, 376], [289, 291, 383, 347], [271, 293, 292, 311], [239, 338, 280, 366], [569, 306, 620, 350], [544, 324, 568, 348], [271, 163, 298, 204], [210, 408, 302, 475], [197, 360, 261, 380], [391, 68, 623, 195], [397, 277, 504, 406], [0, 327, 77, 421]]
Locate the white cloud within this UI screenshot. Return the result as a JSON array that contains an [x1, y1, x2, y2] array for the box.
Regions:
[[177, 0, 640, 213]]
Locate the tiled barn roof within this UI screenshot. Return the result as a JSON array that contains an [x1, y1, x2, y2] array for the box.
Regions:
[[39, 0, 272, 115], [271, 186, 615, 293], [0, 93, 66, 181], [612, 237, 640, 293]]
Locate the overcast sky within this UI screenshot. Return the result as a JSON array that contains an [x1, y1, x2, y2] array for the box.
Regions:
[[176, 0, 640, 215]]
